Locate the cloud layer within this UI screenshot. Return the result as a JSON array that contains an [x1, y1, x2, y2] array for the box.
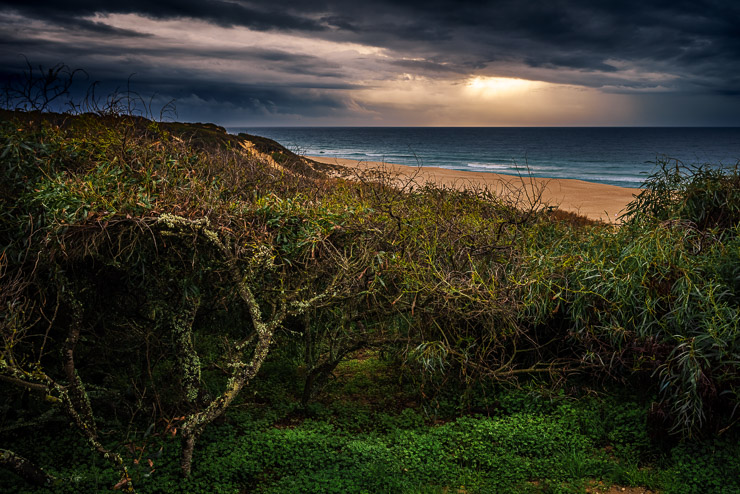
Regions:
[[1, 1, 739, 125]]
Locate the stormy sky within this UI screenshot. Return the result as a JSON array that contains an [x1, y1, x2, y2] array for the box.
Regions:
[[1, 1, 739, 126]]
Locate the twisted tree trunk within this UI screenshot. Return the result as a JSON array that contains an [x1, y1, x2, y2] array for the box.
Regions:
[[0, 449, 55, 487], [179, 332, 273, 476]]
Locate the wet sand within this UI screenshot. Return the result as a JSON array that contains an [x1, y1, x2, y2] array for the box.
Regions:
[[309, 156, 640, 223]]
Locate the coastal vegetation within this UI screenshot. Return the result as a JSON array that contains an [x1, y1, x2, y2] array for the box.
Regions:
[[1, 101, 739, 493]]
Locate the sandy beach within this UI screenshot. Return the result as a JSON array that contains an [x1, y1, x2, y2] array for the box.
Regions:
[[309, 156, 640, 223]]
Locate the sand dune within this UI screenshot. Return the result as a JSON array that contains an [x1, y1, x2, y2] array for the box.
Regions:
[[308, 156, 640, 223]]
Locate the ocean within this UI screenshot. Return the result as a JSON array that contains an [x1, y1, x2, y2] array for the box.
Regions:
[[227, 127, 740, 188]]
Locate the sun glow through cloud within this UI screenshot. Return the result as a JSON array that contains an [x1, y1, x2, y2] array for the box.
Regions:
[[465, 76, 543, 97]]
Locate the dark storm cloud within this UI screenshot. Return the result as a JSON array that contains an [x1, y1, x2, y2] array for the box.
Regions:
[[1, 0, 739, 123], [0, 0, 325, 31], [6, 0, 737, 90], [153, 81, 360, 126], [144, 79, 353, 115], [32, 11, 152, 37], [0, 27, 342, 79], [0, 24, 362, 124], [301, 0, 740, 93], [388, 59, 463, 75]]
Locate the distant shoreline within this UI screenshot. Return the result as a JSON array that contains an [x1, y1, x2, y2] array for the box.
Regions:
[[308, 155, 640, 223]]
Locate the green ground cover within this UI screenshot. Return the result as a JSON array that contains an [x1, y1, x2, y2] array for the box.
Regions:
[[3, 354, 739, 493]]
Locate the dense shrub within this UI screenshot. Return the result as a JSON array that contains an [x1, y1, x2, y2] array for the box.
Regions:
[[516, 161, 740, 435]]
